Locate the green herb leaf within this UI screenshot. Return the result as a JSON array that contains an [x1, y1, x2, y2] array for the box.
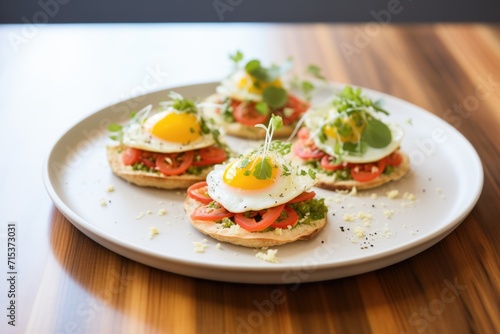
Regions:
[[108, 124, 123, 132], [253, 158, 273, 180], [255, 101, 269, 115], [343, 141, 368, 155], [362, 119, 392, 148], [240, 158, 250, 168], [307, 64, 326, 81], [263, 86, 288, 108], [229, 50, 243, 64], [308, 168, 317, 179]]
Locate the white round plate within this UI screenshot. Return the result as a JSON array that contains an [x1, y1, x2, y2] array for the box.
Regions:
[[43, 82, 483, 284]]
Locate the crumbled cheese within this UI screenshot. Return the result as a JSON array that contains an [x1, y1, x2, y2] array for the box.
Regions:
[[134, 212, 144, 220], [436, 187, 443, 193], [403, 192, 416, 201], [99, 199, 107, 207], [382, 225, 392, 237], [335, 189, 350, 195], [370, 193, 378, 199], [149, 227, 159, 239], [383, 209, 395, 219], [106, 185, 115, 192], [158, 208, 167, 216], [283, 107, 295, 118], [216, 243, 222, 250], [348, 187, 357, 196], [371, 166, 379, 173], [386, 190, 399, 199], [255, 249, 279, 263], [274, 228, 283, 236], [193, 239, 209, 253], [343, 213, 355, 222], [347, 203, 354, 208], [357, 211, 373, 223], [353, 226, 365, 238], [146, 210, 153, 215]]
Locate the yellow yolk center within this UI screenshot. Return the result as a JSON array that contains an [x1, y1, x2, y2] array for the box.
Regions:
[[323, 116, 366, 143], [150, 112, 201, 143], [223, 157, 278, 190], [237, 73, 282, 95]]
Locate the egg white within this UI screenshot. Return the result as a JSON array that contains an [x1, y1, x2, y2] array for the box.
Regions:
[[305, 104, 404, 163], [216, 70, 263, 102], [206, 155, 316, 213], [122, 109, 215, 153]]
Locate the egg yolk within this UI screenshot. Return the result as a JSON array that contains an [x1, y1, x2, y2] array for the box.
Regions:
[[323, 116, 366, 143], [150, 112, 201, 143], [237, 73, 282, 95], [223, 157, 278, 190]]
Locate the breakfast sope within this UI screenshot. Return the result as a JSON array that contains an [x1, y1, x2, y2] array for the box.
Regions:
[[291, 86, 410, 191], [184, 115, 328, 248], [106, 92, 230, 189], [203, 51, 311, 139]]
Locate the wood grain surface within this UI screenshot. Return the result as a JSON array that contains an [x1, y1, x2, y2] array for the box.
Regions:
[[1, 23, 499, 334]]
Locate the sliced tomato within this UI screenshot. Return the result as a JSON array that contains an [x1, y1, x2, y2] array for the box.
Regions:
[[187, 181, 212, 204], [292, 140, 325, 160], [192, 146, 227, 167], [140, 156, 156, 169], [190, 203, 234, 221], [270, 206, 299, 229], [350, 158, 387, 182], [156, 150, 194, 176], [234, 204, 285, 232], [122, 147, 142, 165], [320, 155, 347, 171], [288, 191, 316, 204], [297, 127, 311, 140], [280, 94, 309, 125], [231, 100, 268, 126], [386, 152, 403, 166]]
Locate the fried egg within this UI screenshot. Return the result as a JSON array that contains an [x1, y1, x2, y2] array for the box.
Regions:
[[305, 103, 404, 163], [122, 104, 215, 153], [216, 69, 283, 102], [206, 153, 316, 213]]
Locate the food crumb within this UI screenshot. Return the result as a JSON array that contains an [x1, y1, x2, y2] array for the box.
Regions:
[[274, 228, 283, 236], [193, 239, 209, 253], [135, 212, 144, 220], [383, 209, 395, 219], [149, 227, 159, 239], [216, 243, 222, 250], [353, 226, 365, 238], [343, 213, 355, 222], [255, 249, 279, 263], [386, 190, 399, 199], [158, 208, 167, 216], [403, 192, 416, 201], [99, 199, 108, 207], [348, 187, 357, 196], [370, 193, 378, 199], [106, 185, 115, 192], [146, 210, 153, 215]]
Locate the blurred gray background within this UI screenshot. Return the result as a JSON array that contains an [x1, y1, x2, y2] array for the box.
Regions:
[[1, 0, 499, 23]]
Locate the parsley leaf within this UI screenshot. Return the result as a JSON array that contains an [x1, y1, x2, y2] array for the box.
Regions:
[[362, 118, 392, 148], [307, 64, 326, 81], [229, 50, 243, 64], [253, 158, 273, 180], [263, 86, 288, 108]]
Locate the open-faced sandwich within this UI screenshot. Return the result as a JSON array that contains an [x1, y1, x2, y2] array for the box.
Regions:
[[291, 86, 410, 191], [203, 51, 310, 139], [184, 116, 328, 248], [107, 92, 230, 189]]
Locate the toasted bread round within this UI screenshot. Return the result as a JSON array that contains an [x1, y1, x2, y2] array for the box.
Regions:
[[203, 93, 296, 140], [184, 197, 328, 248], [107, 146, 211, 189], [294, 150, 410, 191]]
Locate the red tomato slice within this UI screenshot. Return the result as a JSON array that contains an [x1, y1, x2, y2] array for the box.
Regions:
[[140, 157, 156, 169], [270, 206, 299, 229], [386, 152, 403, 166], [192, 146, 227, 167], [187, 181, 213, 204], [122, 147, 142, 165], [190, 203, 234, 221], [297, 127, 311, 140], [280, 94, 309, 125], [231, 100, 268, 126], [320, 155, 346, 171], [234, 204, 286, 232], [350, 159, 387, 182], [292, 140, 325, 160], [156, 151, 194, 176], [288, 191, 316, 204]]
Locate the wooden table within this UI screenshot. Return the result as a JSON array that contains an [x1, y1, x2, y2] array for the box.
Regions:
[[1, 23, 499, 334]]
